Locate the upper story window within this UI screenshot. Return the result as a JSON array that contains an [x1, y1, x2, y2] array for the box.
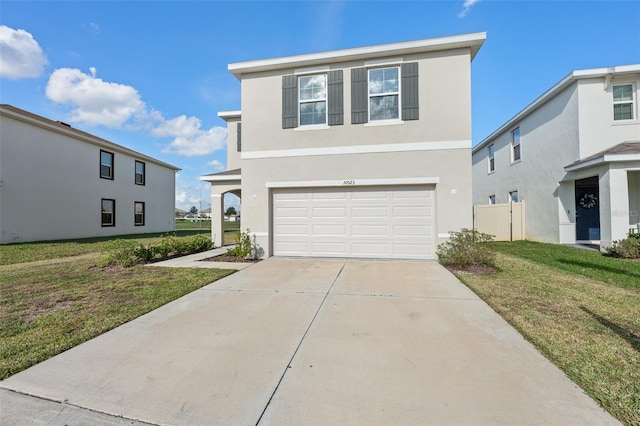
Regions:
[[135, 160, 145, 185], [369, 67, 400, 121], [282, 71, 343, 129], [613, 84, 634, 120], [488, 144, 495, 172], [351, 62, 419, 125], [489, 195, 496, 204], [299, 74, 327, 126], [100, 150, 114, 180], [511, 128, 521, 162], [509, 190, 519, 203]]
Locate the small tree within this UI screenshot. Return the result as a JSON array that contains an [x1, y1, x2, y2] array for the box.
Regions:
[[189, 206, 198, 215], [225, 206, 237, 216]]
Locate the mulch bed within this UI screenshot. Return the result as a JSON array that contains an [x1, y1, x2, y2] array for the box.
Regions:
[[201, 254, 260, 263]]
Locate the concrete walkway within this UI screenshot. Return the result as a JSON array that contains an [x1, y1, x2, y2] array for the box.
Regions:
[[147, 246, 255, 270], [0, 258, 618, 425]]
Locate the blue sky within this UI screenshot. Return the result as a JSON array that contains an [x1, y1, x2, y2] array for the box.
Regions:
[[1, 1, 639, 212]]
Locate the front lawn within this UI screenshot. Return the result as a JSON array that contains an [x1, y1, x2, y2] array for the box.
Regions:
[[0, 233, 235, 380], [455, 241, 639, 425]]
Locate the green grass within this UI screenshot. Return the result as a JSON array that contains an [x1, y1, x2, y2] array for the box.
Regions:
[[491, 240, 640, 290], [455, 241, 640, 425], [0, 233, 235, 380]]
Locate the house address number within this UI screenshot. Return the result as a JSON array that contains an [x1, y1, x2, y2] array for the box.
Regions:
[[343, 180, 355, 185]]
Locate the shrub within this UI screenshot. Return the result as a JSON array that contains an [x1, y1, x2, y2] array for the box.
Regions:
[[227, 229, 256, 259], [436, 228, 496, 267], [605, 235, 640, 259], [102, 239, 138, 267]]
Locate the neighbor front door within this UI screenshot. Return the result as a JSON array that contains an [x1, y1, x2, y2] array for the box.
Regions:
[[575, 176, 600, 241]]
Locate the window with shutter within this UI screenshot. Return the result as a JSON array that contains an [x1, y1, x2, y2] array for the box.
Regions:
[[328, 70, 344, 126], [282, 75, 298, 129], [351, 68, 368, 124]]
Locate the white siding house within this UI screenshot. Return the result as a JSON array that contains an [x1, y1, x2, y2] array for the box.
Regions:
[[202, 33, 486, 259], [0, 104, 179, 244], [472, 65, 640, 249]]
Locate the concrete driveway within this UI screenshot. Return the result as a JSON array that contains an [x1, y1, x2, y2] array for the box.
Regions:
[[0, 258, 617, 425]]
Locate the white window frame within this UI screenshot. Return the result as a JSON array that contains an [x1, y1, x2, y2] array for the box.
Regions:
[[298, 74, 327, 127], [488, 144, 495, 173], [368, 66, 401, 123], [613, 83, 635, 121], [511, 128, 521, 163]]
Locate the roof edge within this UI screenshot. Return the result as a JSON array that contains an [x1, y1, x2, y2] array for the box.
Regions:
[[0, 104, 181, 171], [473, 64, 640, 153], [229, 32, 486, 78]]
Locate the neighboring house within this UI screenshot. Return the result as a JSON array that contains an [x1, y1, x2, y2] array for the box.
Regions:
[[472, 65, 640, 249], [0, 104, 179, 244], [175, 208, 187, 218], [201, 32, 486, 259], [199, 207, 212, 219]]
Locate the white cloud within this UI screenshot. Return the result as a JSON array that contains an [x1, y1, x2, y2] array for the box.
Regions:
[[458, 0, 481, 18], [0, 25, 48, 79], [154, 115, 227, 157], [46, 67, 145, 127], [206, 160, 225, 171]]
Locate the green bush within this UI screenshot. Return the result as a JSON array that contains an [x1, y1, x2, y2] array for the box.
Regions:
[[102, 239, 138, 267], [436, 228, 496, 267], [227, 229, 255, 259], [103, 234, 212, 267], [605, 235, 640, 259]]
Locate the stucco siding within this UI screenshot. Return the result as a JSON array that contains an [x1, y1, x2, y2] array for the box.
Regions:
[[0, 112, 176, 244], [472, 84, 580, 243], [242, 148, 472, 257], [240, 49, 472, 154]]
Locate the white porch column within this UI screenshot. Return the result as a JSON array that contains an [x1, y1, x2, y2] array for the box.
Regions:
[[600, 167, 630, 248], [211, 193, 224, 248]]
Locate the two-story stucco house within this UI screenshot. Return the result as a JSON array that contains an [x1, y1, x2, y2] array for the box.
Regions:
[[0, 104, 179, 244], [472, 65, 640, 249], [201, 33, 486, 259]]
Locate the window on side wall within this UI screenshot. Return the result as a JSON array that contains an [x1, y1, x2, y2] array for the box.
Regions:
[[101, 199, 115, 227], [509, 190, 519, 203], [100, 150, 114, 180], [489, 195, 496, 204], [135, 160, 145, 185], [511, 128, 521, 162], [488, 144, 495, 172], [134, 201, 145, 226], [369, 67, 400, 121], [613, 84, 634, 120], [298, 74, 327, 126]]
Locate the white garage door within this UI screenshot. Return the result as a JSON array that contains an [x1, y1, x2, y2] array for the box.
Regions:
[[273, 186, 435, 260]]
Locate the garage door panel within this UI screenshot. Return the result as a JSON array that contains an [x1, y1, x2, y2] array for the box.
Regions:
[[351, 206, 389, 218], [312, 224, 347, 236], [275, 207, 308, 218], [273, 185, 434, 260], [351, 224, 389, 237], [312, 207, 347, 218]]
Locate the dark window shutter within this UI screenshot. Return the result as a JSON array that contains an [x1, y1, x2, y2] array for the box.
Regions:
[[236, 122, 242, 152], [401, 62, 419, 120], [351, 67, 368, 124], [282, 75, 298, 129], [327, 70, 344, 126]]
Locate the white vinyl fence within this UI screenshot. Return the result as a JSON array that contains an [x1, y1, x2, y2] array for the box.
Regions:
[[474, 201, 525, 241]]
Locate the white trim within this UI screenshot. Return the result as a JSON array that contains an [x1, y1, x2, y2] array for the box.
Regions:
[[438, 233, 451, 238], [266, 177, 440, 189], [368, 65, 401, 123], [251, 232, 269, 238], [242, 140, 470, 160], [364, 57, 403, 67], [565, 153, 640, 172], [295, 65, 329, 75], [294, 125, 330, 132], [228, 32, 486, 78], [210, 194, 223, 198], [218, 110, 241, 119], [364, 119, 404, 127], [199, 174, 242, 182]]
